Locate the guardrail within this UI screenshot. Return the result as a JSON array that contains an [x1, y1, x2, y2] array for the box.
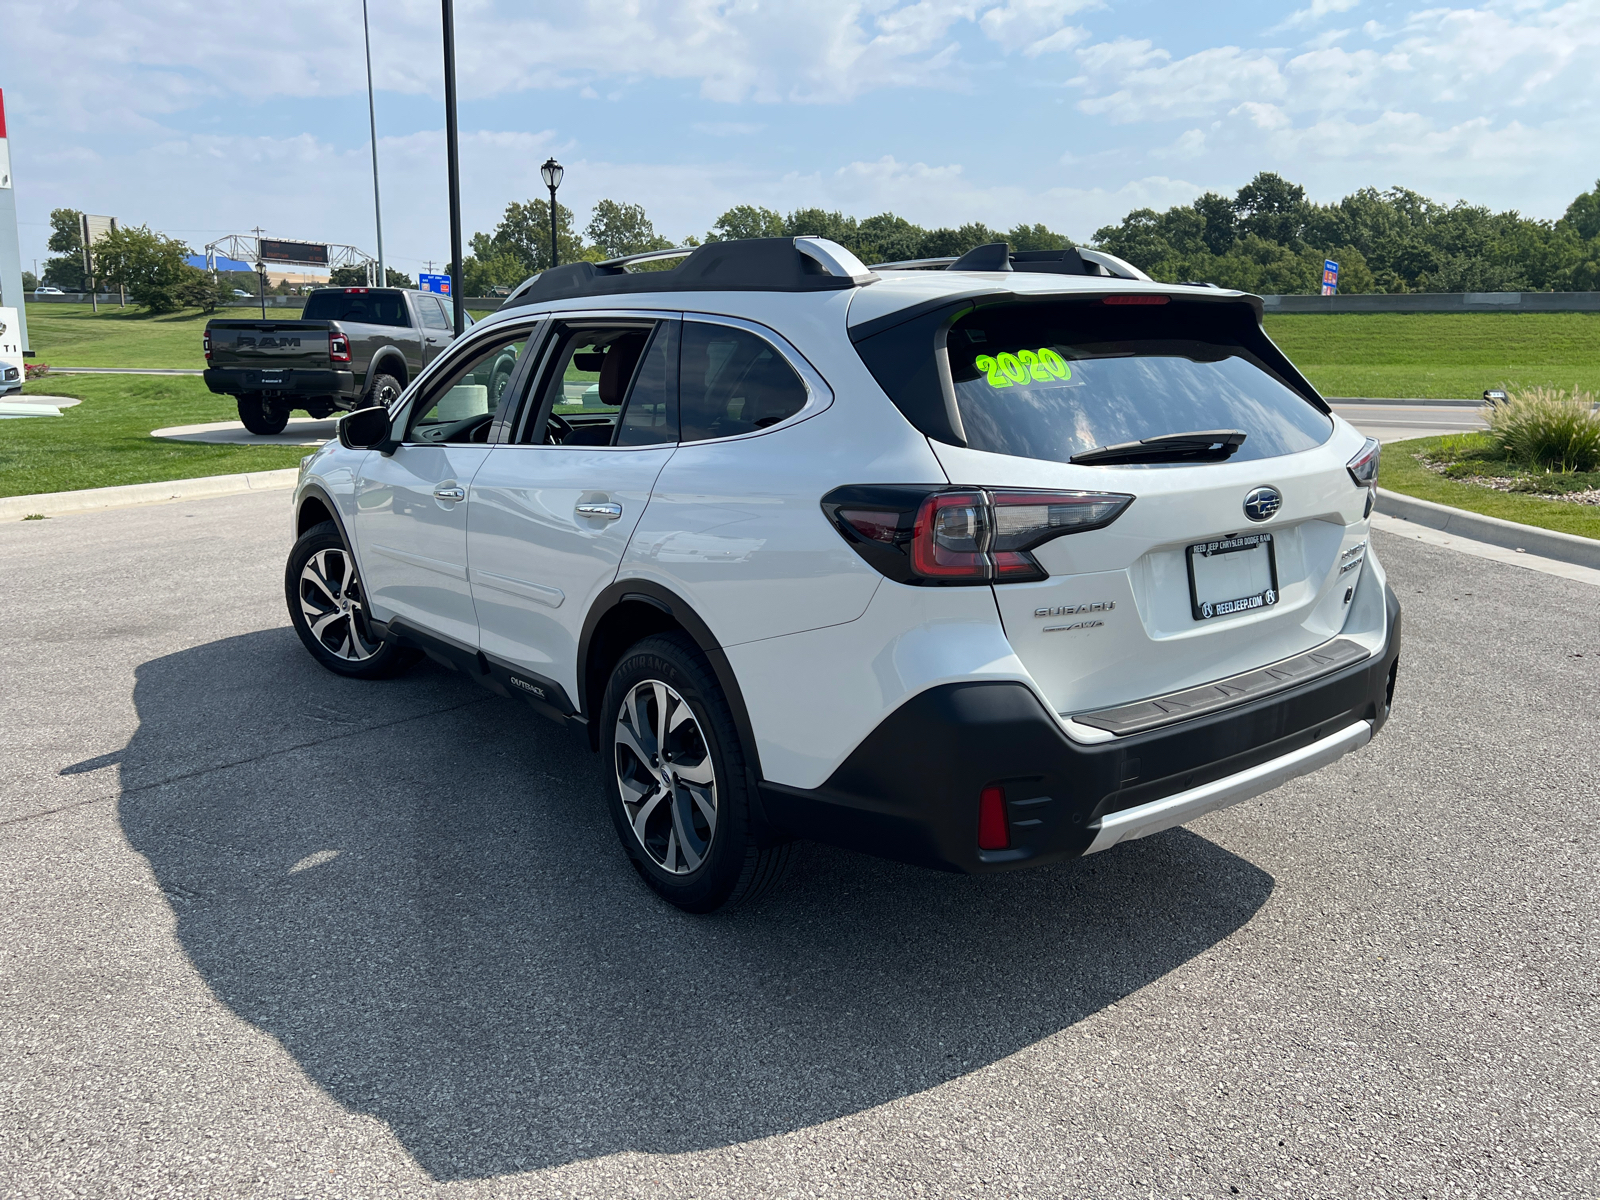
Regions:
[[1262, 292, 1600, 313]]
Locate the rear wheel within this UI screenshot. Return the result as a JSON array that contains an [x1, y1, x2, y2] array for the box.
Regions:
[[364, 372, 403, 410], [601, 633, 790, 912], [285, 522, 420, 679], [237, 393, 289, 435]]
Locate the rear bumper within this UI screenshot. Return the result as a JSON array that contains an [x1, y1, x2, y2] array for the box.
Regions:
[[760, 585, 1401, 874], [203, 368, 354, 397]]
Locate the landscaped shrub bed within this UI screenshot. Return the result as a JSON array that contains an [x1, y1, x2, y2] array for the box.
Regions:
[[1415, 388, 1600, 506]]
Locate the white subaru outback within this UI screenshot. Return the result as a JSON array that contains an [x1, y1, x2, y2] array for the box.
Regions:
[[286, 237, 1399, 912]]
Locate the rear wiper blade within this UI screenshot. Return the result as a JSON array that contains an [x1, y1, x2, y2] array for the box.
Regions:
[[1071, 429, 1247, 466]]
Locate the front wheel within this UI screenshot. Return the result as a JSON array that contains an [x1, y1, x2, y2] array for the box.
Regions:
[[237, 393, 289, 435], [601, 633, 790, 912], [285, 522, 420, 679]]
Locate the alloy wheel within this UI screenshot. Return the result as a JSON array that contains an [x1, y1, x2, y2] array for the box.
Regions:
[[298, 548, 382, 661], [613, 680, 719, 875]]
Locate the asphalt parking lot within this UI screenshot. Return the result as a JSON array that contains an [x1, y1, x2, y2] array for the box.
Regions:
[[2, 492, 1596, 1198]]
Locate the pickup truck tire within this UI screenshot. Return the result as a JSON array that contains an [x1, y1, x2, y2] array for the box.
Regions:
[[285, 522, 422, 680], [238, 393, 290, 436], [364, 373, 403, 410]]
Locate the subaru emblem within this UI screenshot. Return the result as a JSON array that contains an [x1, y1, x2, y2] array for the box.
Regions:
[[1243, 486, 1282, 522]]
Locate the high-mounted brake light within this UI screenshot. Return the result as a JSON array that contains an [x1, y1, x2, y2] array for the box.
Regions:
[[329, 332, 352, 363], [344, 287, 368, 293], [1100, 295, 1169, 305], [825, 485, 1134, 585]]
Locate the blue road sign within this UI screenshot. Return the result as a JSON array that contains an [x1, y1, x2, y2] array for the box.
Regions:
[[419, 272, 452, 295]]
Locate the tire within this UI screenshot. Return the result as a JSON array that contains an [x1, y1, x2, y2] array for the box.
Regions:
[[284, 521, 421, 679], [364, 372, 403, 410], [237, 393, 290, 435], [600, 633, 790, 913]]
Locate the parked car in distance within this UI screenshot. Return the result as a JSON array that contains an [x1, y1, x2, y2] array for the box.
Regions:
[[33, 286, 64, 295], [203, 287, 473, 434], [232, 288, 253, 298], [286, 237, 1401, 912]]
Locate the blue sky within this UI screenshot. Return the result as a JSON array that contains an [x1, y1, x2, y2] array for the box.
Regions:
[[3, 0, 1597, 278]]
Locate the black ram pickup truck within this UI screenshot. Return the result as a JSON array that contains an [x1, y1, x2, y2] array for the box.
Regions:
[[202, 287, 469, 435]]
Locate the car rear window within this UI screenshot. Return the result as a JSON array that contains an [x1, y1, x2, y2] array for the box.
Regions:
[[302, 290, 411, 327], [857, 298, 1332, 465]]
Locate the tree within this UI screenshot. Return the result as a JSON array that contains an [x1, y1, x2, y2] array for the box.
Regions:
[[587, 199, 673, 259], [22, 270, 38, 291], [91, 224, 193, 313], [708, 205, 785, 242], [177, 268, 221, 313], [479, 198, 590, 273], [1007, 222, 1073, 252], [1232, 172, 1310, 247], [42, 208, 87, 291], [1562, 180, 1600, 242]]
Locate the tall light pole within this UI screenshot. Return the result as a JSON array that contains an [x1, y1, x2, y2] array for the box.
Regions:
[[441, 0, 465, 335], [362, 0, 385, 287], [540, 158, 563, 269]]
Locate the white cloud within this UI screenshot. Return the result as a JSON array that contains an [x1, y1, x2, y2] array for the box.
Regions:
[[979, 0, 1099, 53], [1271, 0, 1361, 34]]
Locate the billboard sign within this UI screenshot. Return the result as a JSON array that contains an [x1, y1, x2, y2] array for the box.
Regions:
[[258, 238, 330, 267], [419, 272, 451, 295], [1321, 259, 1340, 296], [81, 215, 117, 272]]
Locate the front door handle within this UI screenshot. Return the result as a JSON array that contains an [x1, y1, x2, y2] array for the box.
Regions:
[[433, 485, 466, 502], [576, 502, 623, 520], [425, 336, 439, 344]]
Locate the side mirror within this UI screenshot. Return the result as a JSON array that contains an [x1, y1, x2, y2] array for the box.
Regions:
[[338, 405, 395, 452]]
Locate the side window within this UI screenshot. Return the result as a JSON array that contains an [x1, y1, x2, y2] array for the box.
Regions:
[[615, 323, 677, 446], [405, 332, 530, 444], [679, 322, 808, 443], [521, 324, 667, 447], [419, 296, 451, 330]]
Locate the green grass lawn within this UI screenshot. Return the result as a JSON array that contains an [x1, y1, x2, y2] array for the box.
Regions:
[[23, 303, 500, 370], [2, 376, 308, 498], [1266, 312, 1600, 400], [1379, 433, 1600, 540]]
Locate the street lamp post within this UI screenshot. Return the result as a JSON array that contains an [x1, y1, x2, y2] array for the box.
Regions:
[[540, 158, 563, 269], [441, 0, 465, 335]]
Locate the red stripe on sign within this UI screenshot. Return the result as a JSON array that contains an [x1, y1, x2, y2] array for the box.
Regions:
[[0, 89, 7, 138]]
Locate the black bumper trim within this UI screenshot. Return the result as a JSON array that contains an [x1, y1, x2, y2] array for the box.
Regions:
[[1075, 636, 1371, 736], [760, 586, 1400, 875], [203, 368, 353, 396]]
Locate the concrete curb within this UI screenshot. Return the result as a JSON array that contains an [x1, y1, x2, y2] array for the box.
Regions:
[[45, 367, 205, 376], [1375, 488, 1600, 570], [2, 468, 298, 521]]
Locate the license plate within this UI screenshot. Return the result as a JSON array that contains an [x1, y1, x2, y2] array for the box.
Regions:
[[1187, 533, 1279, 621]]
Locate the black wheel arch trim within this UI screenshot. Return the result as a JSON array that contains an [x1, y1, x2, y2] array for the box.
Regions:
[[578, 579, 773, 833], [365, 349, 409, 390], [294, 481, 356, 549]]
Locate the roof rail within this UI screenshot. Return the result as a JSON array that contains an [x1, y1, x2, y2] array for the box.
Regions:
[[503, 237, 878, 307], [870, 243, 1153, 283]]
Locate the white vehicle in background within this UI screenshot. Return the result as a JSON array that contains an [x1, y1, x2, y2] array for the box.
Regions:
[[33, 286, 64, 296], [284, 237, 1400, 912], [0, 306, 23, 396]]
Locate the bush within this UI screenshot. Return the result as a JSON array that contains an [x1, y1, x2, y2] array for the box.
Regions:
[[1484, 387, 1600, 473], [92, 224, 193, 313]]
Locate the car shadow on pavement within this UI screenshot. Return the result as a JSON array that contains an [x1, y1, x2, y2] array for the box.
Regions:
[[118, 630, 1275, 1181]]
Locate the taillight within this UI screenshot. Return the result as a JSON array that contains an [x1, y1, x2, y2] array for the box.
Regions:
[[330, 332, 351, 363], [824, 484, 1133, 586], [1347, 437, 1380, 491], [203, 332, 211, 362]]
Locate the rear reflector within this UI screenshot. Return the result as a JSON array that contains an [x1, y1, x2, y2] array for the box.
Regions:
[[978, 785, 1010, 850], [1100, 295, 1169, 305]]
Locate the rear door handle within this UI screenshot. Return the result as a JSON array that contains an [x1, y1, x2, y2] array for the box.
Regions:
[[425, 336, 439, 343], [433, 486, 466, 502], [576, 502, 623, 520]]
